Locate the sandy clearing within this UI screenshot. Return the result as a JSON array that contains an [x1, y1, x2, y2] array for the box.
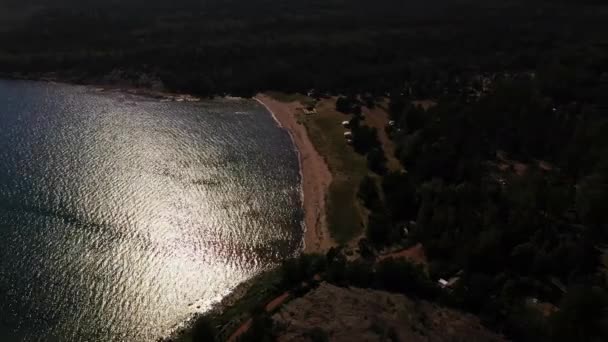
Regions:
[[226, 318, 252, 342], [379, 243, 428, 267], [265, 292, 290, 312]]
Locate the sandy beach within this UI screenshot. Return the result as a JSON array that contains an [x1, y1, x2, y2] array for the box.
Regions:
[[255, 94, 334, 254]]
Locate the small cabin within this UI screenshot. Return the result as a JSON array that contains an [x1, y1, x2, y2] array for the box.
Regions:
[[438, 276, 460, 289], [303, 108, 317, 115], [341, 120, 350, 128], [343, 131, 353, 138]]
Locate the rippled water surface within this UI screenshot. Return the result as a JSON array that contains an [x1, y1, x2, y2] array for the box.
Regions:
[[0, 80, 303, 341]]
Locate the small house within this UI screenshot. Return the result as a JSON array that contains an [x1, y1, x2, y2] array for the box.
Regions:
[[447, 277, 460, 287], [341, 120, 350, 128], [438, 276, 460, 289], [303, 108, 317, 115], [344, 131, 353, 139]]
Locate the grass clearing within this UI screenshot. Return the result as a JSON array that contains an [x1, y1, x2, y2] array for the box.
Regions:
[[363, 103, 402, 173], [299, 98, 368, 244]]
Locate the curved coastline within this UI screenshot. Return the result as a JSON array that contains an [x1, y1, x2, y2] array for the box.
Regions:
[[254, 94, 334, 254], [164, 94, 335, 341], [1, 79, 332, 341]]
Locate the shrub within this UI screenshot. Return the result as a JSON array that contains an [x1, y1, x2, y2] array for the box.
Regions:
[[191, 317, 216, 342]]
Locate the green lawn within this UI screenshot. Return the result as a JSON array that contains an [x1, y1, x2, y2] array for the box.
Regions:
[[299, 99, 368, 244]]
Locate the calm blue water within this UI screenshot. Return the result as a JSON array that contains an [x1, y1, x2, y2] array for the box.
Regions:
[[0, 80, 303, 341]]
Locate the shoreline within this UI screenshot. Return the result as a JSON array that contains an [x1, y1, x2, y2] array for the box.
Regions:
[[255, 94, 335, 254]]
